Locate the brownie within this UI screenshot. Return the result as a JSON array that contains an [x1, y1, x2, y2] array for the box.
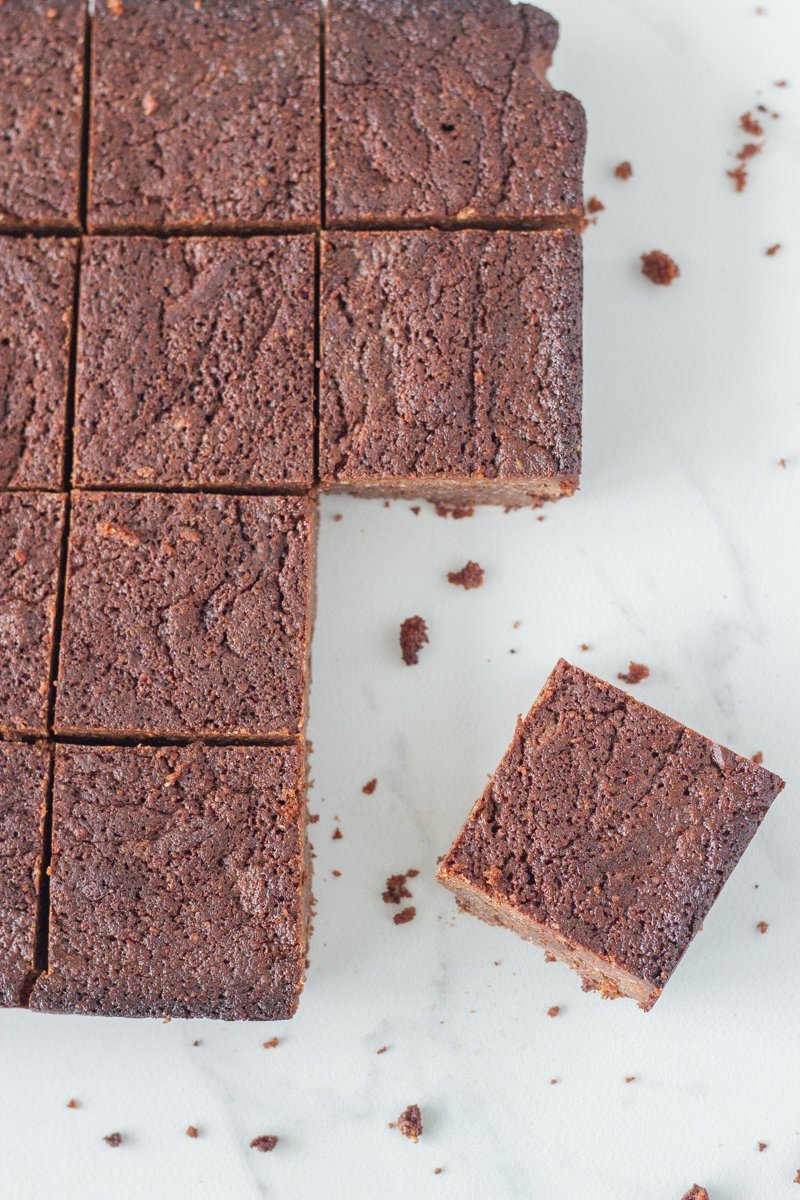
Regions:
[[0, 493, 66, 736], [73, 236, 315, 490], [0, 743, 49, 1007], [55, 492, 315, 739], [325, 0, 585, 227], [0, 239, 78, 488], [437, 660, 785, 1009], [320, 230, 582, 506], [0, 1, 85, 230], [88, 0, 320, 232], [31, 743, 310, 1019]]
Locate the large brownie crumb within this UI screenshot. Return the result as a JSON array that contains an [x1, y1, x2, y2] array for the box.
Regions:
[[55, 492, 314, 739], [89, 0, 320, 231], [400, 617, 429, 666], [362, 778, 378, 795], [74, 237, 314, 489], [32, 743, 310, 1020], [618, 661, 650, 685], [396, 1104, 423, 1142], [251, 1135, 279, 1153], [0, 743, 49, 1006], [0, 1, 85, 229], [447, 561, 485, 590], [681, 1188, 709, 1200], [394, 906, 416, 925], [383, 869, 419, 905], [614, 161, 633, 180], [0, 238, 77, 487], [641, 251, 680, 286]]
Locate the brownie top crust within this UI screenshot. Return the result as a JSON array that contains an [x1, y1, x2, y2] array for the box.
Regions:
[[32, 742, 308, 1020], [89, 0, 320, 231], [0, 238, 77, 488], [326, 0, 585, 226], [320, 230, 582, 486], [0, 742, 49, 1007], [439, 660, 785, 989], [0, 0, 85, 229], [74, 236, 315, 489], [0, 492, 65, 735], [55, 492, 315, 739]]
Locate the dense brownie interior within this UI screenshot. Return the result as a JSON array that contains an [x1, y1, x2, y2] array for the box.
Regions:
[[437, 660, 785, 1008], [0, 743, 49, 1007], [32, 742, 309, 1020], [74, 236, 315, 489]]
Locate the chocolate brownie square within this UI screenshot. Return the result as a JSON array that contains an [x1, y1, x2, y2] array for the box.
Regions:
[[32, 742, 309, 1019], [0, 743, 49, 1007], [437, 660, 785, 1009], [0, 1, 85, 230], [320, 230, 582, 505], [0, 493, 66, 736], [88, 0, 320, 232], [325, 0, 585, 228], [55, 492, 315, 739], [0, 238, 77, 488], [73, 236, 314, 490]]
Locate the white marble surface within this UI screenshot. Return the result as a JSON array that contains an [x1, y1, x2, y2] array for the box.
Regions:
[[2, 1, 799, 1196]]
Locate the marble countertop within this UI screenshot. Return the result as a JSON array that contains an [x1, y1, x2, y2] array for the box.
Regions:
[[2, 0, 798, 1196]]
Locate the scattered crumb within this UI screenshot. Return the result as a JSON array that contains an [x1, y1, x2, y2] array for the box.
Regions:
[[544, 952, 556, 963], [331, 869, 342, 877], [547, 1005, 560, 1018], [434, 502, 474, 519], [728, 164, 749, 192], [308, 811, 320, 823], [332, 826, 343, 840], [513, 620, 521, 629], [192, 1039, 201, 1047], [549, 1078, 558, 1085], [681, 1189, 709, 1200], [362, 778, 378, 795], [752, 751, 764, 763], [66, 1098, 78, 1109], [162, 1016, 171, 1024], [579, 643, 590, 652], [410, 505, 421, 515], [376, 1046, 388, 1055], [586, 195, 604, 214], [251, 1135, 278, 1153], [618, 661, 650, 685], [383, 869, 419, 905], [737, 141, 763, 160], [625, 1076, 636, 1084], [434, 1167, 442, 1175], [394, 906, 416, 925], [186, 1126, 198, 1139], [641, 250, 680, 285], [765, 244, 781, 255], [396, 1104, 423, 1142], [263, 1037, 279, 1050], [795, 1169, 800, 1183], [758, 1142, 767, 1152], [103, 1132, 122, 1148], [757, 921, 769, 935], [775, 80, 788, 87], [778, 458, 788, 468], [740, 111, 764, 136], [332, 513, 343, 522], [447, 560, 485, 590], [614, 161, 633, 180], [400, 615, 429, 665]]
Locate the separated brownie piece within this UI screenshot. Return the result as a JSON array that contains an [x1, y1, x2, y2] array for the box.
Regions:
[[325, 0, 585, 228], [88, 0, 320, 232], [0, 239, 78, 489], [73, 237, 315, 490], [55, 493, 315, 739], [32, 743, 310, 1020], [0, 1, 85, 230], [437, 660, 785, 1009], [320, 230, 581, 505], [0, 493, 65, 736], [0, 743, 49, 1007]]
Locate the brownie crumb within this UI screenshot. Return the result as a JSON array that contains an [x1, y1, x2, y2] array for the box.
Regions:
[[308, 812, 320, 824], [376, 1045, 388, 1055], [681, 1189, 709, 1200], [394, 906, 416, 925], [332, 827, 343, 840], [618, 661, 650, 685], [614, 161, 633, 180], [641, 251, 680, 286], [586, 196, 604, 214], [740, 112, 764, 136], [263, 1037, 279, 1050], [549, 1077, 558, 1085], [104, 1132, 122, 1148], [778, 458, 788, 468], [434, 1167, 442, 1175], [66, 1099, 78, 1109], [579, 643, 590, 652], [192, 1040, 201, 1047], [757, 921, 769, 934], [331, 869, 342, 877], [547, 1005, 560, 1018], [752, 751, 764, 763], [396, 1105, 423, 1142], [738, 141, 763, 160], [728, 164, 748, 192], [362, 778, 378, 795], [186, 1126, 198, 1139], [383, 870, 418, 905], [795, 1169, 800, 1183], [625, 1075, 636, 1083], [410, 506, 421, 515], [434, 502, 474, 520], [544, 952, 556, 963], [766, 244, 781, 256], [400, 616, 429, 666], [447, 561, 485, 590], [251, 1135, 278, 1153], [758, 1141, 767, 1152]]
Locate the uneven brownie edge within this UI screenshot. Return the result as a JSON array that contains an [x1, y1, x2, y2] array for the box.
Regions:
[[0, 1, 85, 230], [325, 0, 585, 228], [0, 743, 50, 1008], [436, 660, 785, 1009], [319, 230, 582, 506], [31, 742, 310, 1020]]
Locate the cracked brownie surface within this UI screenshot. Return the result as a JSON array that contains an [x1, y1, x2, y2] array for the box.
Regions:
[[438, 660, 784, 1001], [74, 236, 315, 489], [88, 0, 320, 231], [0, 493, 65, 735], [55, 492, 314, 739], [0, 743, 49, 1007], [326, 0, 585, 226], [0, 0, 85, 230], [0, 239, 77, 488], [32, 743, 309, 1019]]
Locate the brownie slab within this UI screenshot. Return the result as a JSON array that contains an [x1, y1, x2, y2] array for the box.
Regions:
[[0, 239, 77, 488], [326, 0, 585, 228], [0, 0, 85, 230], [0, 743, 49, 1007], [0, 493, 66, 736], [88, 0, 320, 232], [320, 230, 582, 505], [73, 236, 315, 490], [32, 743, 309, 1020], [437, 660, 785, 1009], [55, 492, 315, 739]]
